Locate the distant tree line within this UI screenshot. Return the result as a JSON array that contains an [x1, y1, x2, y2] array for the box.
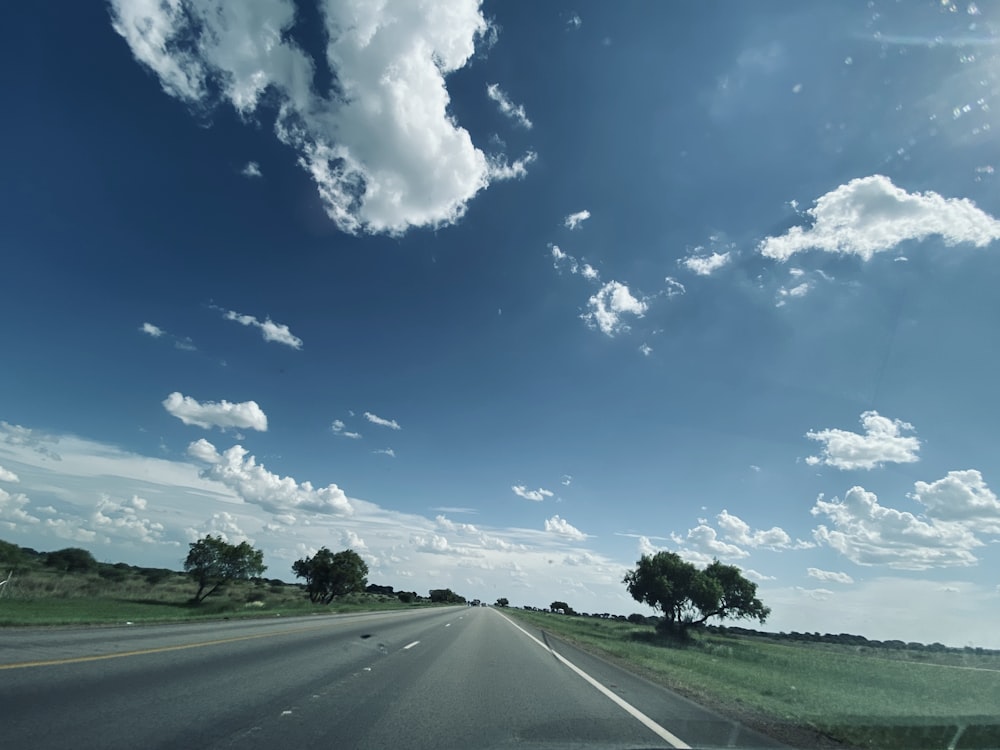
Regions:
[[0, 537, 995, 656], [0, 537, 472, 609]]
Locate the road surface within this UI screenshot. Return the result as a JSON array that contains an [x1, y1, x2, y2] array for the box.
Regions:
[[0, 606, 784, 749]]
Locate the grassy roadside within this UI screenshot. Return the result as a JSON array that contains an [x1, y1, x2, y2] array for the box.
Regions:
[[0, 593, 433, 627], [503, 609, 1000, 750], [0, 566, 444, 627]]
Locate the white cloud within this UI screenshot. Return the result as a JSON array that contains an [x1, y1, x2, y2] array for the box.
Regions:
[[486, 83, 532, 129], [563, 210, 591, 230], [484, 151, 537, 181], [512, 485, 553, 502], [680, 251, 731, 276], [108, 0, 207, 101], [638, 343, 652, 357], [45, 517, 98, 543], [545, 515, 587, 541], [364, 412, 401, 430], [759, 175, 1000, 261], [910, 469, 1000, 534], [110, 0, 534, 236], [431, 506, 478, 515], [342, 529, 367, 550], [221, 309, 303, 349], [581, 281, 648, 336], [436, 515, 479, 535], [412, 533, 458, 555], [561, 475, 572, 486], [663, 277, 686, 297], [186, 511, 253, 545], [372, 448, 396, 458], [241, 161, 262, 178], [567, 14, 582, 30], [775, 281, 812, 307], [92, 495, 166, 545], [186, 438, 220, 464], [637, 535, 661, 557], [742, 569, 776, 582], [811, 486, 981, 569], [549, 243, 601, 282], [0, 487, 41, 528], [807, 567, 855, 584], [331, 420, 361, 439], [795, 586, 834, 601], [716, 509, 792, 548], [163, 392, 268, 432], [0, 465, 19, 483], [805, 410, 920, 470], [188, 440, 353, 516], [0, 421, 62, 461], [671, 521, 749, 559], [141, 322, 196, 351]]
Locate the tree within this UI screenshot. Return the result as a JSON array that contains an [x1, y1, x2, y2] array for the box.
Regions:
[[0, 540, 26, 569], [44, 547, 97, 573], [292, 547, 368, 604], [184, 535, 266, 603], [550, 601, 575, 615], [429, 588, 465, 604], [495, 597, 509, 607], [623, 552, 770, 636]]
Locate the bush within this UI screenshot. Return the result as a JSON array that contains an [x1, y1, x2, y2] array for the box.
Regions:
[[97, 566, 129, 583], [44, 548, 98, 573]]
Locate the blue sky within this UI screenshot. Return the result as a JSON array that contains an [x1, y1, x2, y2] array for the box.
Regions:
[[3, 0, 1000, 647]]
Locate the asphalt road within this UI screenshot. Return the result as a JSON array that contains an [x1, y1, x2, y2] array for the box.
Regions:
[[0, 606, 784, 749]]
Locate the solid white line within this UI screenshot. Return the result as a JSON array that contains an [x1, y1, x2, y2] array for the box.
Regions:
[[403, 640, 420, 650], [495, 611, 691, 749]]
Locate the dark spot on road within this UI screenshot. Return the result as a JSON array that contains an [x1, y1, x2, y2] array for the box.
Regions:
[[360, 634, 371, 639]]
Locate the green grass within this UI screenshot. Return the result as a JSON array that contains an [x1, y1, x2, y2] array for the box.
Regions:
[[504, 609, 1000, 750], [0, 566, 440, 627], [0, 596, 340, 626]]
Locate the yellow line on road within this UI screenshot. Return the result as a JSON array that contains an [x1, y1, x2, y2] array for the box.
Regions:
[[0, 623, 331, 671]]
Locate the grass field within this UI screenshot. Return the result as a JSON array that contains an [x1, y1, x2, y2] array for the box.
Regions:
[[0, 564, 442, 626], [504, 609, 1000, 750]]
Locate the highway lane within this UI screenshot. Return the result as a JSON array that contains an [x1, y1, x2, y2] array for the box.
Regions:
[[0, 607, 784, 749]]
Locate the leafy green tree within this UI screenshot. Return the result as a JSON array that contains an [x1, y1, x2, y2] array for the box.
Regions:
[[495, 597, 509, 607], [184, 535, 266, 603], [623, 551, 770, 635], [550, 600, 575, 614], [428, 588, 465, 604], [44, 547, 97, 573], [292, 547, 368, 604], [0, 540, 26, 569]]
